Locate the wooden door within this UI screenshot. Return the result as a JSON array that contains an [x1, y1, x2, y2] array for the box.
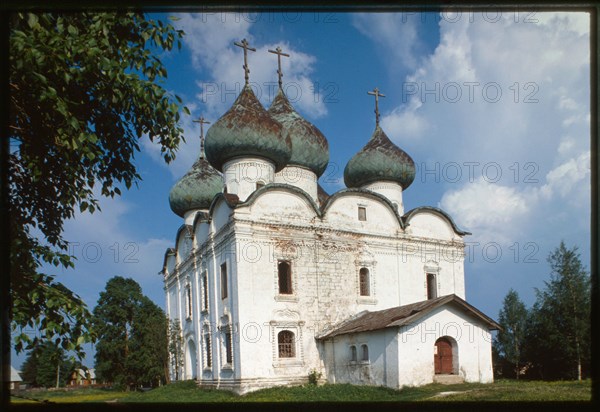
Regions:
[[434, 338, 453, 374]]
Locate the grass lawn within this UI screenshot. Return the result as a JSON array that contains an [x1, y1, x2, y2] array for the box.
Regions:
[[11, 379, 592, 404]]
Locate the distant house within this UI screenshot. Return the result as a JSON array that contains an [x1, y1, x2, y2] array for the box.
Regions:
[[68, 368, 96, 386], [10, 366, 23, 390]]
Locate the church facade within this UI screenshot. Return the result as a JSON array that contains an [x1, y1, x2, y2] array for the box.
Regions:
[[161, 40, 499, 394]]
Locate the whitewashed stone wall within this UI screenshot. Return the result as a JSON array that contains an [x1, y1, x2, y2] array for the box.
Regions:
[[163, 184, 489, 393]]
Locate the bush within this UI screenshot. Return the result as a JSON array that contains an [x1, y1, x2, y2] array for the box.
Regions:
[[307, 369, 322, 385]]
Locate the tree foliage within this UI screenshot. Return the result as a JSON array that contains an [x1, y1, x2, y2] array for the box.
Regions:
[[93, 277, 168, 390], [9, 12, 187, 357], [524, 242, 591, 380], [495, 289, 528, 379], [128, 297, 169, 388], [20, 340, 74, 388]]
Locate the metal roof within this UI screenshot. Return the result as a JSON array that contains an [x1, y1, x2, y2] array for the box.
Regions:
[[316, 294, 500, 340]]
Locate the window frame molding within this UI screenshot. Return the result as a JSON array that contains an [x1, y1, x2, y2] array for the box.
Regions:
[[355, 255, 377, 305], [269, 320, 305, 368]]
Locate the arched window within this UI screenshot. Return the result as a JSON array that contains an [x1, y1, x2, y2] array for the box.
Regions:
[[277, 330, 295, 358], [278, 260, 293, 294], [361, 344, 369, 362], [427, 273, 437, 300], [359, 268, 370, 296], [350, 345, 357, 362]]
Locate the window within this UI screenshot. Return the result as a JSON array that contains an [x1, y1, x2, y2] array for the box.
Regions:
[[185, 285, 192, 320], [427, 273, 437, 300], [358, 206, 367, 221], [278, 260, 292, 294], [223, 185, 228, 194], [361, 344, 369, 362], [202, 273, 209, 311], [359, 268, 370, 296], [256, 181, 265, 190], [221, 263, 228, 299], [277, 330, 296, 358], [350, 345, 357, 362], [204, 335, 212, 368], [224, 330, 233, 365]]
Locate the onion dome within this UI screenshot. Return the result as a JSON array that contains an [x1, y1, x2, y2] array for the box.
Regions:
[[268, 88, 329, 177], [204, 85, 292, 172], [344, 125, 416, 189], [169, 117, 222, 217]]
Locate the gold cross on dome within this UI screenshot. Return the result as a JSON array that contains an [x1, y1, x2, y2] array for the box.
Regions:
[[268, 46, 290, 89], [193, 116, 210, 159], [367, 87, 386, 126], [234, 38, 257, 84]]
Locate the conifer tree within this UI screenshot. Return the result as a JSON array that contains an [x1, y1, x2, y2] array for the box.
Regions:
[[495, 289, 528, 379]]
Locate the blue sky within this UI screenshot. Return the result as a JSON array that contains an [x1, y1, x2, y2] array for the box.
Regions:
[[13, 11, 590, 368]]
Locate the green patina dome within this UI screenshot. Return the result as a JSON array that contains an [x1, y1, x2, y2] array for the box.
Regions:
[[344, 125, 416, 189], [169, 156, 222, 217], [205, 85, 291, 172], [268, 88, 329, 177]]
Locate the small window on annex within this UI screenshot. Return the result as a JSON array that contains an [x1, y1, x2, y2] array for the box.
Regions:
[[361, 344, 369, 362], [359, 268, 370, 296], [350, 345, 357, 362], [277, 330, 296, 358], [358, 206, 367, 221], [278, 260, 293, 295], [426, 273, 437, 300]]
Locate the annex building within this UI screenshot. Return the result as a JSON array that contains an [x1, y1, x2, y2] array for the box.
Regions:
[[161, 39, 499, 394]]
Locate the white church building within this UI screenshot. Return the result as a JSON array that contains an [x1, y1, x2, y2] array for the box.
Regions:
[[161, 39, 499, 394]]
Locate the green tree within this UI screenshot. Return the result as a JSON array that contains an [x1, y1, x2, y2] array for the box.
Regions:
[[494, 289, 528, 379], [9, 12, 187, 357], [93, 276, 143, 389], [128, 297, 169, 388], [19, 341, 74, 388], [168, 319, 184, 381], [524, 242, 591, 380], [93, 277, 168, 390]]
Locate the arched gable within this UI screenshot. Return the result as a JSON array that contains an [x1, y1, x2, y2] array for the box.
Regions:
[[207, 195, 234, 234], [403, 206, 470, 240], [192, 211, 211, 249], [321, 189, 405, 232], [175, 224, 193, 263], [239, 183, 320, 222], [162, 247, 176, 276]]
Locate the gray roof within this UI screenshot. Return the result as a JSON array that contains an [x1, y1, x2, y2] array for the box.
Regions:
[[316, 294, 500, 340], [11, 366, 22, 382]]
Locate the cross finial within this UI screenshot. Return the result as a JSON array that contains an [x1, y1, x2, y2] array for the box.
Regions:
[[367, 87, 386, 126], [193, 116, 211, 159], [234, 38, 257, 85], [268, 46, 290, 89]]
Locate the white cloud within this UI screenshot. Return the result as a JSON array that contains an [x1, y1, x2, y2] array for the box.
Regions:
[[440, 178, 530, 244], [383, 12, 592, 249], [47, 191, 172, 308]]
